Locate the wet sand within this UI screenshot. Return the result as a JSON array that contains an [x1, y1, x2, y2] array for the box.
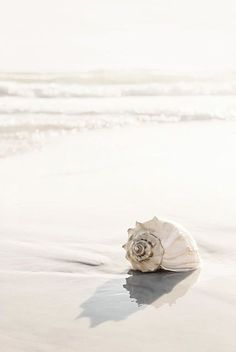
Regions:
[[0, 121, 236, 351]]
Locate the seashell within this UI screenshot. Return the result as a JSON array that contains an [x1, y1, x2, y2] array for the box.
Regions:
[[123, 217, 201, 272]]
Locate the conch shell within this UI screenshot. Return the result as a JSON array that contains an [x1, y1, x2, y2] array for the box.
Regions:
[[123, 217, 201, 272]]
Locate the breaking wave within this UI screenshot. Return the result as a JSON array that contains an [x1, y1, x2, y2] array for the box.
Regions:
[[0, 70, 236, 157], [0, 70, 236, 98]]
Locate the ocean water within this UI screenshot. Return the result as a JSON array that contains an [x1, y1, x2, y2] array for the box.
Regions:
[[1, 71, 236, 157]]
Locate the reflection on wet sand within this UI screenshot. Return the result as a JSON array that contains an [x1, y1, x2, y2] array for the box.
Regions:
[[124, 269, 200, 309], [79, 270, 200, 327]]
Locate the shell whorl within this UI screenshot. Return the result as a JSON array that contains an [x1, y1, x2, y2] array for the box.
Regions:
[[130, 238, 153, 262], [123, 229, 164, 272]]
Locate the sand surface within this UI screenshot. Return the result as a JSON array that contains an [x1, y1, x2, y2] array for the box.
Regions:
[[0, 121, 236, 351]]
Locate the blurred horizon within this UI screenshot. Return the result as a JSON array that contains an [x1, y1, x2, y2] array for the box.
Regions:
[[0, 0, 236, 72]]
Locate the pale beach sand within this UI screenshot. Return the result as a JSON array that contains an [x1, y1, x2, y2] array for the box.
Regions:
[[0, 121, 236, 351]]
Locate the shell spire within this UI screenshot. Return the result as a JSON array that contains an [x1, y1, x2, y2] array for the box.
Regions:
[[123, 217, 201, 272]]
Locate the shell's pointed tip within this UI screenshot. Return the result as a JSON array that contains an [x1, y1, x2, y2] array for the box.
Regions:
[[136, 221, 141, 227], [127, 228, 134, 236], [153, 216, 158, 221]]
